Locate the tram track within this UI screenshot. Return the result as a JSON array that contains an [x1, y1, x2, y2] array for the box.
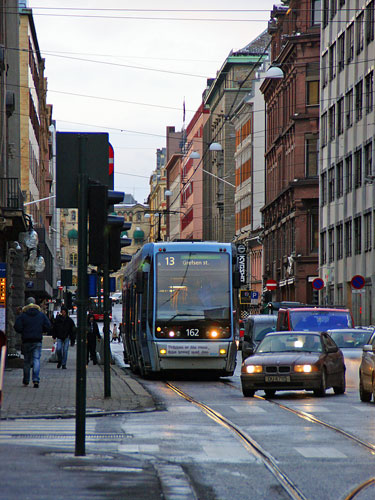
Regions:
[[165, 380, 375, 500]]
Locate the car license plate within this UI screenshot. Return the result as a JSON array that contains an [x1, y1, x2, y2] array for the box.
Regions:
[[265, 375, 290, 383]]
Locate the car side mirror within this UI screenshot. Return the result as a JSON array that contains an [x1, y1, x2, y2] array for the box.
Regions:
[[326, 345, 338, 353]]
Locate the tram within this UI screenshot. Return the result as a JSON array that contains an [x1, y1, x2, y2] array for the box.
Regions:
[[122, 241, 240, 378]]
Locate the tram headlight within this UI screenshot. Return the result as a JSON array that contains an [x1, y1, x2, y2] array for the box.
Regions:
[[210, 330, 219, 338], [168, 330, 175, 338], [245, 365, 263, 374]]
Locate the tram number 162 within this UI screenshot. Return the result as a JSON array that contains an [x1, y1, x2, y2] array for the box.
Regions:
[[186, 329, 199, 336]]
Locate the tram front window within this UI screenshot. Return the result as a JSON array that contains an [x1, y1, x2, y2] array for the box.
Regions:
[[156, 252, 231, 321]]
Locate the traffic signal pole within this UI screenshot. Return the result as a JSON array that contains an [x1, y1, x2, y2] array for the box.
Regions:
[[103, 232, 111, 398], [75, 136, 88, 456]]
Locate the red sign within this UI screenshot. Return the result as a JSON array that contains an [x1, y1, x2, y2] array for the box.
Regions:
[[108, 144, 114, 176], [266, 279, 277, 290], [351, 275, 365, 289], [312, 278, 324, 290]]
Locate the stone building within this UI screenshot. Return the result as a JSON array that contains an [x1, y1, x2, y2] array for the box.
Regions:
[[260, 1, 320, 304], [319, 0, 375, 324]]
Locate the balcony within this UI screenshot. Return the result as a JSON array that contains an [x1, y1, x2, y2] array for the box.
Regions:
[[0, 178, 24, 210], [0, 178, 27, 237]]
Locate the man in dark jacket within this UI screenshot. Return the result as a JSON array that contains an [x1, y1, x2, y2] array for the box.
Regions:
[[53, 306, 76, 369], [14, 297, 52, 388]]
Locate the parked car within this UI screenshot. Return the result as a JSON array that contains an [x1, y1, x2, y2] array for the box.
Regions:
[[241, 331, 346, 398], [276, 306, 354, 332], [241, 315, 277, 361], [111, 292, 122, 304], [359, 330, 375, 402]]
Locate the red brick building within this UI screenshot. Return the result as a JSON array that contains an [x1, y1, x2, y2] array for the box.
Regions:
[[260, 1, 320, 304]]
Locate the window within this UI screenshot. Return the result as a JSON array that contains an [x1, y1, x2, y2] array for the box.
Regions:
[[338, 33, 345, 72], [365, 71, 373, 114], [354, 216, 362, 255], [366, 1, 374, 43], [336, 223, 343, 260], [345, 219, 352, 257], [347, 23, 354, 63], [354, 149, 362, 188], [320, 231, 327, 264], [355, 80, 363, 122], [328, 229, 334, 262], [329, 105, 335, 141], [307, 81, 319, 105], [310, 213, 319, 252], [323, 0, 329, 27], [337, 97, 344, 135], [322, 52, 328, 88], [356, 11, 364, 54], [329, 43, 336, 81], [345, 89, 353, 128], [71, 211, 76, 221], [364, 213, 372, 252], [305, 135, 319, 176], [365, 142, 373, 178], [321, 112, 328, 146], [345, 154, 352, 193], [330, 0, 337, 19], [328, 167, 335, 201], [69, 253, 78, 266], [311, 0, 321, 25], [336, 161, 343, 197], [321, 172, 327, 204]]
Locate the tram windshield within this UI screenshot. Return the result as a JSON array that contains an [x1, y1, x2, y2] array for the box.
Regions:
[[156, 252, 231, 321]]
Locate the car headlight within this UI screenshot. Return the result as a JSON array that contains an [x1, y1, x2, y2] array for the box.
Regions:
[[294, 364, 318, 373], [245, 365, 263, 374]]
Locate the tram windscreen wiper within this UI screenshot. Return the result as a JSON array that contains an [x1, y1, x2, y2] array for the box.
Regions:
[[164, 313, 204, 323]]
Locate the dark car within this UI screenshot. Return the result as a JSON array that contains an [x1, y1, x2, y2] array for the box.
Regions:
[[241, 315, 277, 361], [240, 331, 346, 398]]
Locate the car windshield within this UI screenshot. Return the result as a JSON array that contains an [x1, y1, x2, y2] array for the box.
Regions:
[[290, 310, 352, 331], [257, 334, 323, 353], [253, 323, 276, 342], [328, 330, 372, 348]]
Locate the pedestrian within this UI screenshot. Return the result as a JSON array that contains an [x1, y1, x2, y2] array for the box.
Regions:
[[14, 297, 52, 388], [87, 313, 101, 365], [118, 323, 123, 343], [111, 323, 119, 342], [52, 306, 76, 369]]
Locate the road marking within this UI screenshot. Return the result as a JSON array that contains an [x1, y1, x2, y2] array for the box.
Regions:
[[118, 444, 160, 453], [203, 443, 258, 462], [230, 405, 266, 414], [294, 446, 347, 458], [289, 405, 330, 413], [168, 405, 200, 413]]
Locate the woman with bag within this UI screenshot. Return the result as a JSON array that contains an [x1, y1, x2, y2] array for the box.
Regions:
[[87, 313, 101, 365]]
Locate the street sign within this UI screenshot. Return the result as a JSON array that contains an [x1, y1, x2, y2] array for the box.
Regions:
[[236, 243, 247, 285], [266, 279, 277, 290], [312, 278, 324, 290], [351, 275, 365, 289]]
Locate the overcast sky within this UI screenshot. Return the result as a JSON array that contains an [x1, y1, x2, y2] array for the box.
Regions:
[[28, 1, 276, 204]]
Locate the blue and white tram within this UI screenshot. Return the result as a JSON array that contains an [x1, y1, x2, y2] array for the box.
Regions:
[[122, 241, 239, 377]]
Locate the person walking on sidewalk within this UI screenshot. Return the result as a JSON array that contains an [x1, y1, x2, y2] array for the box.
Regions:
[[14, 297, 52, 388], [111, 323, 119, 342], [52, 306, 76, 369], [87, 313, 101, 365]]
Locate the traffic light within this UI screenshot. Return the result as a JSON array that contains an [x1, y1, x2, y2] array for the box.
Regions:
[[108, 221, 132, 271], [88, 182, 125, 266]]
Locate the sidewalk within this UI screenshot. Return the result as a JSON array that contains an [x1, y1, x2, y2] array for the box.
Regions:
[[0, 336, 155, 419]]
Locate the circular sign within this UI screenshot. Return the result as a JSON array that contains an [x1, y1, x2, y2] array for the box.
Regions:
[[351, 275, 365, 289], [108, 143, 114, 176], [266, 279, 277, 290], [312, 278, 324, 290], [237, 244, 246, 254]]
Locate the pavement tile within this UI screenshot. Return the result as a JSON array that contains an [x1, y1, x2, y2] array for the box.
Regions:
[[1, 336, 155, 419]]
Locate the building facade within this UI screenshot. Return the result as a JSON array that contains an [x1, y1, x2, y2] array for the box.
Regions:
[[260, 1, 320, 304], [319, 0, 375, 324]]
